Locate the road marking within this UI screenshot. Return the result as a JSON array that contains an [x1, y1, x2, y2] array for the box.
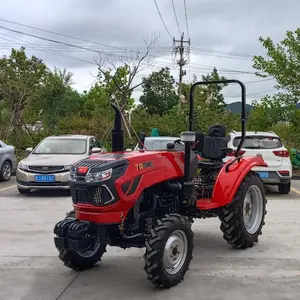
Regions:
[[0, 184, 16, 192], [291, 187, 300, 196]]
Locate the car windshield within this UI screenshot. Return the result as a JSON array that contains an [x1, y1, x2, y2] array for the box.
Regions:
[[33, 138, 87, 154], [233, 135, 282, 149], [144, 139, 178, 150]]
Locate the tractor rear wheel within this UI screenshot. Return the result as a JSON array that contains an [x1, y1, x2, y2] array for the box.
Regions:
[[219, 171, 267, 249], [56, 212, 106, 271], [143, 213, 194, 288]]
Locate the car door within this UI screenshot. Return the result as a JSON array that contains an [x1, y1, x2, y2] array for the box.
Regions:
[[0, 142, 4, 167]]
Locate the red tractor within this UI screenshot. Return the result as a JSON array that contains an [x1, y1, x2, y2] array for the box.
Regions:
[[54, 79, 267, 288]]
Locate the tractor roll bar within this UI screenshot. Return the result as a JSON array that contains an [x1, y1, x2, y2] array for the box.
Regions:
[[189, 79, 246, 158]]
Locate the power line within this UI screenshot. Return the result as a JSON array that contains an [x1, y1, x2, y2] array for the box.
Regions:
[[171, 0, 181, 35], [0, 25, 100, 54], [243, 77, 275, 84], [227, 88, 277, 98], [0, 25, 270, 79], [183, 0, 190, 39], [153, 0, 173, 39], [0, 32, 96, 65], [191, 46, 253, 58], [0, 25, 162, 64], [0, 17, 139, 52]]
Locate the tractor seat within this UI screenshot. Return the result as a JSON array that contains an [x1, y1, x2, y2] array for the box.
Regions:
[[198, 160, 223, 169], [197, 125, 231, 169]]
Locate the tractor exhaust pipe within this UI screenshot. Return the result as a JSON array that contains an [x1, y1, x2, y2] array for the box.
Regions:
[[111, 102, 124, 152]]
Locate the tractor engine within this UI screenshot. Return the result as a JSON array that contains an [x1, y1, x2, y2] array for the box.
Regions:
[[192, 167, 220, 199]]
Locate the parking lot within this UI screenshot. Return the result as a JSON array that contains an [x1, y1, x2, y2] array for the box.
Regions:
[[1, 178, 300, 300]]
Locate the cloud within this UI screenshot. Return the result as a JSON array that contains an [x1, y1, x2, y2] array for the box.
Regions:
[[0, 0, 299, 104]]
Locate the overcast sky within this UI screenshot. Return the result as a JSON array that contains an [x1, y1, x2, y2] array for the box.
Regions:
[[0, 0, 299, 104]]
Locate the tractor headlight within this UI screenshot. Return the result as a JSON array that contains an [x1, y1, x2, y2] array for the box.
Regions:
[[85, 168, 112, 183]]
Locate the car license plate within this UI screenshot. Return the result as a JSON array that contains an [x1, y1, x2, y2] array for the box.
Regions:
[[35, 175, 55, 182], [257, 172, 269, 179]]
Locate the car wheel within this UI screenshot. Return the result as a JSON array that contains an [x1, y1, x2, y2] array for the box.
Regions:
[[0, 161, 12, 182], [278, 182, 291, 194]]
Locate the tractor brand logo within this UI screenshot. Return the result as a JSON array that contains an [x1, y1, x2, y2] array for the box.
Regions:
[[135, 161, 152, 171]]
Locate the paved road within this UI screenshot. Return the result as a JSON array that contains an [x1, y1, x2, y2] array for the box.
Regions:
[[1, 179, 300, 300]]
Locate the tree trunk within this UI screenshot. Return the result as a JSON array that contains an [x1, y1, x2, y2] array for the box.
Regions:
[[3, 104, 25, 140]]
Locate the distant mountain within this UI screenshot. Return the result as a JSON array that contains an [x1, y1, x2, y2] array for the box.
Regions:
[[226, 101, 300, 113], [226, 102, 253, 113]]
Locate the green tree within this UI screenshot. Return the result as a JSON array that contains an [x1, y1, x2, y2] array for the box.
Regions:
[[181, 68, 228, 109], [139, 67, 177, 115], [38, 68, 83, 131], [253, 28, 300, 101], [97, 65, 135, 111], [0, 47, 47, 139], [247, 94, 289, 131], [81, 83, 110, 118]]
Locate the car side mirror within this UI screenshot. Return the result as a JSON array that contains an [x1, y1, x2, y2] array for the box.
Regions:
[[138, 132, 146, 150], [91, 147, 102, 154], [26, 147, 33, 154], [167, 143, 175, 149]]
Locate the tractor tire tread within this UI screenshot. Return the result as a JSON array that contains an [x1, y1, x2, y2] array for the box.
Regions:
[[143, 213, 194, 288], [219, 171, 267, 249], [56, 212, 106, 271]]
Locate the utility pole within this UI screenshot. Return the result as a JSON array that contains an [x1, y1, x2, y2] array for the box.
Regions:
[[173, 32, 190, 110]]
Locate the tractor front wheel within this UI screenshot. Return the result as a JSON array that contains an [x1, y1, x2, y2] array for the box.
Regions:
[[143, 213, 194, 288], [56, 212, 106, 271], [219, 171, 267, 249], [58, 238, 106, 271]]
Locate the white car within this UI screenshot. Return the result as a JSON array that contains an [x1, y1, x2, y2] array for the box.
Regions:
[[224, 131, 292, 194], [16, 135, 106, 193], [134, 136, 180, 150]]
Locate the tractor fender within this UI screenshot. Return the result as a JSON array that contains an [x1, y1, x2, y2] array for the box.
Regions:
[[211, 155, 267, 207]]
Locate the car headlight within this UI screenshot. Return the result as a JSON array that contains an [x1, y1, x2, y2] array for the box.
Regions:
[[69, 170, 76, 182], [18, 162, 29, 171], [64, 165, 72, 171], [85, 168, 112, 183]]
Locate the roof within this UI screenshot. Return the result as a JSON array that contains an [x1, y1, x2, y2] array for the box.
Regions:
[[45, 134, 91, 140], [144, 136, 179, 140], [230, 131, 279, 137]]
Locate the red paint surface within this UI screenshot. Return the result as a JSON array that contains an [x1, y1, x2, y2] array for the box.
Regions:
[[75, 150, 185, 223], [196, 156, 267, 210], [75, 150, 267, 222]]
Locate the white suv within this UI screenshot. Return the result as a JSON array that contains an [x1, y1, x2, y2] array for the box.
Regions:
[[224, 131, 292, 194]]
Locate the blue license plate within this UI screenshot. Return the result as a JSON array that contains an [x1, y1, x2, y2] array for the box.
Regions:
[[257, 172, 269, 179], [35, 175, 55, 182]]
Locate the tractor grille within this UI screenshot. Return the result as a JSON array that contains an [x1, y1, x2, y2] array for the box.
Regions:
[[71, 185, 114, 206], [28, 165, 65, 173], [74, 159, 107, 169]]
